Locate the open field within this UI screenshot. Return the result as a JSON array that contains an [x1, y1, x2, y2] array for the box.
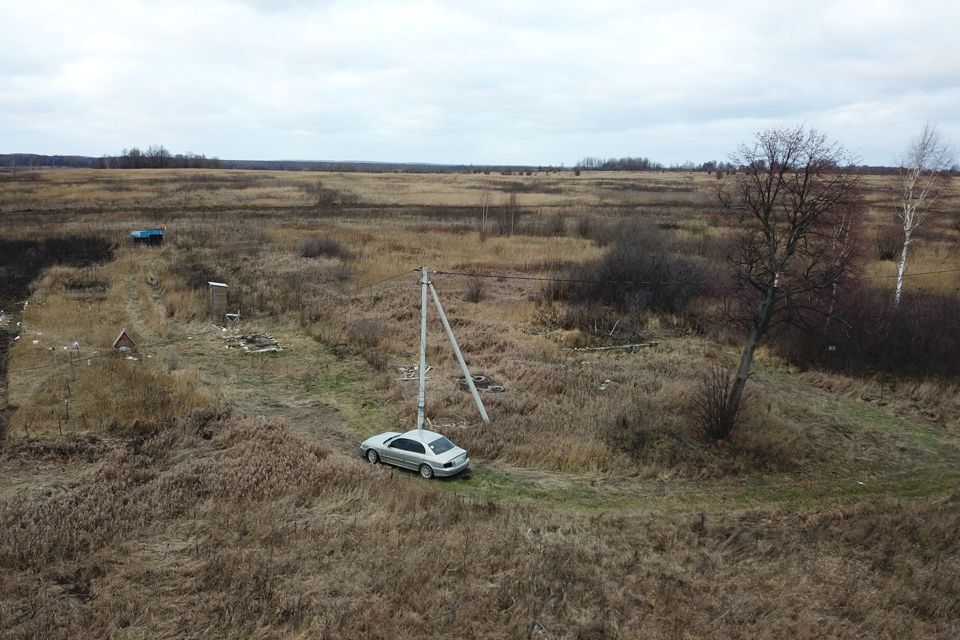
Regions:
[[2, 168, 960, 638]]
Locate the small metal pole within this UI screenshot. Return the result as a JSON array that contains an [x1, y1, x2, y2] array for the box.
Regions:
[[417, 267, 428, 436], [428, 280, 491, 425]]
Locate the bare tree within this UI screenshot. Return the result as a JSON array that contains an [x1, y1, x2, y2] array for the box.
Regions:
[[495, 193, 520, 236], [478, 189, 491, 242], [894, 125, 953, 305], [506, 192, 519, 235], [717, 126, 863, 437]]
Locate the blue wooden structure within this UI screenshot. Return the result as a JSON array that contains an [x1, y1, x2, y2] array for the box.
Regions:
[[131, 228, 165, 245]]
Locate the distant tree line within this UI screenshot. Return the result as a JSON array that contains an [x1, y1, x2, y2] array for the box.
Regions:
[[576, 156, 664, 171], [2, 154, 97, 169], [575, 156, 748, 173], [95, 146, 222, 169], [574, 155, 960, 176]]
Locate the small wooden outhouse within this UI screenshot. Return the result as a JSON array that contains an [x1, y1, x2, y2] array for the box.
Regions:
[[112, 328, 136, 350], [208, 281, 228, 319]]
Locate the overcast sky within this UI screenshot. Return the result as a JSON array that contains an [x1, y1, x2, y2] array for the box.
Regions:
[[2, 0, 958, 165]]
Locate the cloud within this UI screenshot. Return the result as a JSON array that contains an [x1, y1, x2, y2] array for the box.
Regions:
[[1, 0, 958, 164]]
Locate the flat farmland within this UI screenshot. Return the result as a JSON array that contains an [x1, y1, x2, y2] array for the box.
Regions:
[[1, 168, 959, 639]]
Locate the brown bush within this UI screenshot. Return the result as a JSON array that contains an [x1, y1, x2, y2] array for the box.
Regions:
[[691, 366, 741, 440], [773, 287, 960, 377], [346, 318, 383, 349], [464, 277, 485, 303], [169, 253, 217, 291], [555, 220, 710, 318], [874, 224, 902, 261], [361, 347, 387, 371], [574, 214, 592, 238], [300, 237, 348, 259], [605, 412, 704, 469]]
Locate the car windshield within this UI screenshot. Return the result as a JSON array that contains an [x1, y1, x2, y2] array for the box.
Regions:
[[428, 437, 455, 455]]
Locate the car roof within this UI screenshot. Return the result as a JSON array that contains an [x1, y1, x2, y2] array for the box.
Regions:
[[398, 429, 449, 442]]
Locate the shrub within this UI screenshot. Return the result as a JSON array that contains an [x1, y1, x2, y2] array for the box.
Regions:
[[362, 348, 387, 371], [169, 253, 217, 291], [298, 180, 361, 205], [300, 237, 348, 259], [346, 318, 383, 349], [558, 220, 710, 317], [604, 412, 704, 470], [464, 277, 485, 303], [515, 214, 564, 237], [874, 225, 902, 261], [691, 366, 743, 440], [772, 287, 960, 377], [495, 193, 521, 236], [574, 215, 592, 238]]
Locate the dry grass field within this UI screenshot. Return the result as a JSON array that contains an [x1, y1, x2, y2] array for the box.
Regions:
[[1, 168, 959, 638]]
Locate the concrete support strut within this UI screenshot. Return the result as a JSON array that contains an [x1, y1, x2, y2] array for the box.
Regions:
[[428, 281, 491, 426]]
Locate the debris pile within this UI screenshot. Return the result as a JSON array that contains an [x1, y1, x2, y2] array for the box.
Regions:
[[564, 341, 659, 353], [222, 333, 282, 353], [457, 373, 504, 393], [395, 364, 432, 381], [425, 417, 470, 430]]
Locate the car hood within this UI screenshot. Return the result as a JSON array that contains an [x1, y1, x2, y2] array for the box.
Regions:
[[434, 446, 468, 463], [362, 432, 401, 448]]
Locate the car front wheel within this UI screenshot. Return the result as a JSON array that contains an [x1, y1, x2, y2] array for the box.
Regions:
[[366, 449, 380, 464], [418, 464, 434, 480]]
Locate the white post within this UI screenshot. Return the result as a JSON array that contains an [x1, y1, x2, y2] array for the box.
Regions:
[[417, 267, 428, 436], [428, 281, 491, 425]]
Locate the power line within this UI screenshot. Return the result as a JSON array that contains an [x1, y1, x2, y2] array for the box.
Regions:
[[431, 269, 725, 287], [347, 267, 419, 293], [432, 267, 960, 288], [862, 267, 960, 280]]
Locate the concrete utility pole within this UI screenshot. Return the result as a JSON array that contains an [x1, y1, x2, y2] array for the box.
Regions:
[[416, 267, 428, 436], [414, 267, 491, 432], [429, 280, 491, 426]]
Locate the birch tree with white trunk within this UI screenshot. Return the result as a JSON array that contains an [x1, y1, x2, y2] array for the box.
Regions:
[[895, 125, 953, 305]]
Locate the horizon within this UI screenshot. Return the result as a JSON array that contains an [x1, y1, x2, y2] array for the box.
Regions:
[[0, 150, 941, 170]]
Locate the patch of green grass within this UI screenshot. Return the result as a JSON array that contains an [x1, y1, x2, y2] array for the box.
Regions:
[[838, 399, 955, 454], [302, 366, 387, 437], [441, 466, 612, 509], [300, 362, 387, 436], [440, 458, 960, 516], [754, 365, 960, 472]]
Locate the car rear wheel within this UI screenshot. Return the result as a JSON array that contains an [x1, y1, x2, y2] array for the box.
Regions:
[[366, 449, 379, 464], [418, 464, 434, 480]]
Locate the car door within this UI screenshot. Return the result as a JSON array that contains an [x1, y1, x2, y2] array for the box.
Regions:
[[404, 439, 429, 471], [385, 438, 414, 468]]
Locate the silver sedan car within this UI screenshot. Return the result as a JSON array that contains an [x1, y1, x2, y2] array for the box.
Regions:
[[360, 429, 470, 479]]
